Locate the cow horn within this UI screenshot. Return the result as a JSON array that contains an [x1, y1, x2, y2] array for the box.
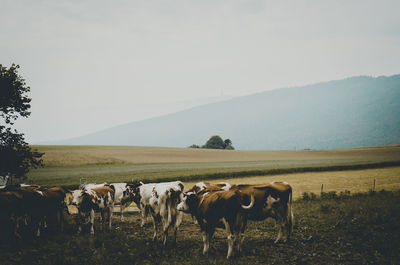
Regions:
[[241, 193, 255, 210]]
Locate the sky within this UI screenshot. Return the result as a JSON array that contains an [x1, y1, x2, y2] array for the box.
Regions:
[[1, 0, 399, 143]]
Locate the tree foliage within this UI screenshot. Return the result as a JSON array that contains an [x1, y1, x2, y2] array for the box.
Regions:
[[0, 64, 43, 180], [189, 135, 234, 150]]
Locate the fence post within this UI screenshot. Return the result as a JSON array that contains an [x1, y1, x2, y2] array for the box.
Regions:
[[321, 184, 324, 196], [373, 179, 376, 192]]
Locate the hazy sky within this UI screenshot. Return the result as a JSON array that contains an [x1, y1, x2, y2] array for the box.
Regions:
[[1, 0, 399, 143]]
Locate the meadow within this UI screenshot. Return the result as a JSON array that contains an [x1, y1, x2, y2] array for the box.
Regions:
[[2, 145, 400, 264], [27, 145, 400, 188]]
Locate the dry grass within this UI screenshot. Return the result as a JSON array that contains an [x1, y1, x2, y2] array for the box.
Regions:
[[33, 144, 400, 167], [26, 145, 400, 187], [184, 166, 400, 199]]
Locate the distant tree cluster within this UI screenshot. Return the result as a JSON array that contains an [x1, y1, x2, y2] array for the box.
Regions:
[[189, 135, 234, 150]]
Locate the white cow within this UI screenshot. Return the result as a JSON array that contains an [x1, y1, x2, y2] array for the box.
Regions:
[[132, 181, 184, 245]]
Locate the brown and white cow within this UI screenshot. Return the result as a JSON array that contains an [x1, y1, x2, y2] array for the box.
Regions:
[[131, 181, 184, 245], [177, 189, 255, 259], [231, 181, 293, 243], [70, 185, 115, 235], [82, 182, 142, 221]]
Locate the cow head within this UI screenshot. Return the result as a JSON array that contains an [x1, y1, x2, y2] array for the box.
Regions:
[[177, 192, 198, 213], [70, 189, 84, 206]]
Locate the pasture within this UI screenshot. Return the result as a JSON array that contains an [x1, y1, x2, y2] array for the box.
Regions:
[[1, 191, 399, 265], [2, 145, 400, 264], [26, 145, 400, 187]]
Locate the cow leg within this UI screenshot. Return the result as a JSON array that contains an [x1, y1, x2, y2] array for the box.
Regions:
[[160, 204, 170, 245], [90, 209, 95, 235], [35, 218, 41, 237], [151, 214, 158, 242], [222, 218, 234, 259], [108, 206, 113, 230], [58, 208, 64, 232], [285, 209, 294, 241], [140, 204, 148, 227], [227, 232, 234, 259], [202, 231, 209, 255], [274, 216, 284, 243], [237, 216, 247, 253], [202, 225, 215, 256], [120, 204, 125, 222], [77, 212, 85, 235], [173, 211, 183, 245], [77, 215, 82, 235], [42, 215, 47, 228], [100, 210, 105, 230]]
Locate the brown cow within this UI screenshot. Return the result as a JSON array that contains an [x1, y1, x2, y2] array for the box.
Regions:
[[1, 185, 66, 237], [231, 181, 293, 243], [177, 189, 254, 259], [36, 187, 66, 234], [0, 191, 23, 238]]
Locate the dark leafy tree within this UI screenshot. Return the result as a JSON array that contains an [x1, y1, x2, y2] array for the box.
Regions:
[[224, 139, 232, 147], [202, 135, 235, 150], [0, 64, 43, 181]]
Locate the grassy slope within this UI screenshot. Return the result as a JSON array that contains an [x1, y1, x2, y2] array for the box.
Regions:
[[1, 191, 399, 264], [27, 145, 400, 187]]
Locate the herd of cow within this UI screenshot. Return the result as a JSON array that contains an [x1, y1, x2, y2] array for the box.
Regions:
[[0, 180, 293, 259]]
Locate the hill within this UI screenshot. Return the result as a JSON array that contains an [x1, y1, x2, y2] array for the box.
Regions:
[[53, 75, 400, 150]]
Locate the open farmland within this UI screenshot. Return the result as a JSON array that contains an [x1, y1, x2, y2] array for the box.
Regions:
[[26, 145, 400, 187], [1, 191, 399, 265]]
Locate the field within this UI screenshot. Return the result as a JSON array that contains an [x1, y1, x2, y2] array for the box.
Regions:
[[1, 191, 399, 265], [3, 145, 400, 264], [27, 145, 400, 187]]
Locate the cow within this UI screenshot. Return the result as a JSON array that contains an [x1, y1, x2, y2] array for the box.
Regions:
[[0, 184, 48, 237], [81, 182, 140, 221], [187, 181, 231, 194], [70, 185, 115, 235], [177, 189, 255, 259], [1, 184, 67, 237], [230, 181, 293, 243], [131, 181, 184, 245], [35, 187, 66, 234], [0, 191, 23, 238]]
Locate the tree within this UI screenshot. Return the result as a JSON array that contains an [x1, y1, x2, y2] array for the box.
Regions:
[[0, 64, 43, 181], [224, 139, 232, 148], [202, 135, 235, 150]]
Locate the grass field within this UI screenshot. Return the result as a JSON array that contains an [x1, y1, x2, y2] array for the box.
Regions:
[[1, 191, 399, 264], [26, 145, 400, 187]]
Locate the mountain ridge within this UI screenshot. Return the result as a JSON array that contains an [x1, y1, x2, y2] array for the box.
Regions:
[[46, 74, 400, 150]]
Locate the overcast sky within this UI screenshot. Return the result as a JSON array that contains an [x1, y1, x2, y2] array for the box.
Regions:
[[1, 0, 399, 143]]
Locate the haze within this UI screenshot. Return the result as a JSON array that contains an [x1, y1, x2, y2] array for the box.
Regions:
[[1, 0, 399, 143]]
